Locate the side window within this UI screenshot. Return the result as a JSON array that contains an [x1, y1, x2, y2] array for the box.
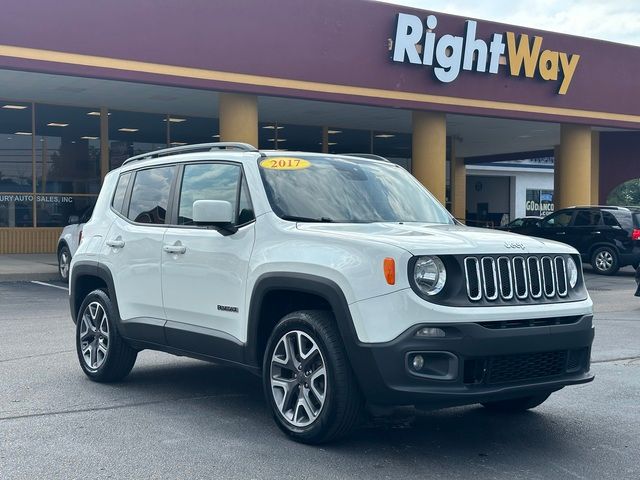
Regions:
[[178, 163, 241, 225], [111, 172, 132, 215], [573, 210, 601, 227], [127, 166, 176, 224], [602, 211, 620, 227], [238, 176, 255, 225], [542, 211, 573, 228]]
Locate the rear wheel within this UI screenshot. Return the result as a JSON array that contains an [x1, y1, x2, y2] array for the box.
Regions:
[[482, 393, 551, 412], [263, 310, 363, 444], [591, 246, 619, 275], [76, 289, 137, 382], [58, 245, 71, 283]]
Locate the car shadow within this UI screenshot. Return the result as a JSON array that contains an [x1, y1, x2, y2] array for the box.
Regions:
[[114, 359, 596, 467]]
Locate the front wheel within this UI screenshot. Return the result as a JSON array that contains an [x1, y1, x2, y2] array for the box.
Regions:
[[482, 392, 551, 412], [76, 289, 137, 382], [263, 310, 363, 444], [591, 246, 619, 275]]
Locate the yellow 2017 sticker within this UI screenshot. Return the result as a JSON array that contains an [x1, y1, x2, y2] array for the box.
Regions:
[[260, 157, 311, 170]]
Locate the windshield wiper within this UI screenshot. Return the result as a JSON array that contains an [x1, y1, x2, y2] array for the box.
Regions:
[[280, 215, 334, 223]]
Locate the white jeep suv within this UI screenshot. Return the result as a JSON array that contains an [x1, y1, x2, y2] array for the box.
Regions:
[[69, 143, 594, 443]]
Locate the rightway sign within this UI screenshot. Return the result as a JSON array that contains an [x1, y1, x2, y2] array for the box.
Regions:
[[391, 13, 580, 95]]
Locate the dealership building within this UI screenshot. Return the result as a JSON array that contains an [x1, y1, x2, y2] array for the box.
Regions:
[[0, 0, 639, 253]]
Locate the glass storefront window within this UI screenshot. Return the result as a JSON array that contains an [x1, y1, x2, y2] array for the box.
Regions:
[[0, 195, 33, 227], [259, 123, 322, 152], [35, 194, 97, 227], [326, 128, 370, 155], [0, 102, 33, 193], [109, 110, 168, 169], [35, 104, 101, 195], [168, 115, 219, 146]]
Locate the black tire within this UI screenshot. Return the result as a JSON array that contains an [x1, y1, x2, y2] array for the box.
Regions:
[[76, 289, 137, 382], [482, 392, 551, 412], [58, 245, 71, 283], [590, 246, 619, 275], [263, 310, 363, 444]]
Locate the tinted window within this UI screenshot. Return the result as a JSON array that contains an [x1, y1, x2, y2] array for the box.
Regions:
[[611, 210, 634, 230], [573, 210, 601, 227], [128, 166, 176, 224], [602, 211, 620, 227], [509, 218, 524, 227], [178, 163, 241, 225], [542, 211, 573, 228], [111, 172, 132, 215]]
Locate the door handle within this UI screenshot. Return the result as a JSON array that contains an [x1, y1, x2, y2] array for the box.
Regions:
[[106, 239, 125, 248], [163, 245, 187, 254]]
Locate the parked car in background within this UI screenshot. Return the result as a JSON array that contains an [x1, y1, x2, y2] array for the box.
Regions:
[[57, 207, 93, 282], [497, 216, 542, 233], [511, 206, 640, 275], [635, 264, 640, 297]]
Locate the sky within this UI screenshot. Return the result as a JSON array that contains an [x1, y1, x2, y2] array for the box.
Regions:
[[375, 0, 640, 46]]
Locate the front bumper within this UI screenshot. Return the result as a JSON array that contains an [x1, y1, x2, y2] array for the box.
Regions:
[[346, 315, 594, 407]]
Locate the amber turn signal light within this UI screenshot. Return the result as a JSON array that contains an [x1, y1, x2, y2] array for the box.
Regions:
[[383, 257, 395, 285]]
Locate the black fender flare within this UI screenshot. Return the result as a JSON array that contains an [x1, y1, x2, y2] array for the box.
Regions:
[[245, 272, 360, 368], [69, 260, 120, 324]]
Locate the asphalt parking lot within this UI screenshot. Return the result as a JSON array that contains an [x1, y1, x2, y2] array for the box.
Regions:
[[1, 268, 639, 480]]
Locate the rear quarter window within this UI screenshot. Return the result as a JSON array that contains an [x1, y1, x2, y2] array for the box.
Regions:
[[611, 210, 633, 230], [111, 172, 132, 215]]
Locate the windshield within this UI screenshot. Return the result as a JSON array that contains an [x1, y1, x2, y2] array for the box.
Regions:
[[258, 155, 454, 224]]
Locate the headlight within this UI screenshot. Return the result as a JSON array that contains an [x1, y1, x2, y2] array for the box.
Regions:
[[567, 256, 579, 288], [414, 256, 447, 296]]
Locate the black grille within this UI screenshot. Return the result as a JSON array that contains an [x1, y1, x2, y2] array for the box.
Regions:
[[476, 316, 582, 329], [487, 351, 567, 384], [463, 349, 586, 385]]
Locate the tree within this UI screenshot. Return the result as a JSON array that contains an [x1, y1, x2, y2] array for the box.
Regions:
[[607, 178, 640, 206]]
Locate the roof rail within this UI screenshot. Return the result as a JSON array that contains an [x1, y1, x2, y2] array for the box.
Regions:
[[122, 142, 259, 166], [342, 153, 391, 163]]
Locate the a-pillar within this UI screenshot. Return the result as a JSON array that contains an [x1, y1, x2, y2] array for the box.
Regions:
[[451, 156, 466, 222], [219, 93, 258, 147], [412, 111, 446, 204], [557, 124, 592, 209]]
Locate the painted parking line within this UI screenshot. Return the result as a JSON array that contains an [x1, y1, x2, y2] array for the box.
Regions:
[[30, 280, 69, 292]]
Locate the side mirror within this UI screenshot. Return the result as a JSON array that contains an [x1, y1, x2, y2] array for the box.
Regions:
[[68, 215, 80, 225], [192, 200, 236, 232], [535, 221, 542, 228]]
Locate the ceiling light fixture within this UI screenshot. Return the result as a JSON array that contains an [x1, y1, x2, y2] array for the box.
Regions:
[[47, 122, 69, 127], [81, 136, 98, 140], [87, 111, 111, 116], [118, 128, 138, 132], [328, 130, 342, 134], [2, 104, 27, 110], [14, 131, 32, 135], [375, 134, 395, 138], [211, 134, 220, 138], [262, 125, 284, 129], [163, 117, 187, 123]]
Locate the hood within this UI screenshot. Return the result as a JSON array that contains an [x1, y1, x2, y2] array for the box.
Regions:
[[296, 222, 576, 256]]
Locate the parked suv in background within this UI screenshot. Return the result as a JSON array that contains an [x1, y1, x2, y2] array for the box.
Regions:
[[57, 206, 93, 282], [514, 206, 640, 275], [69, 143, 594, 443]]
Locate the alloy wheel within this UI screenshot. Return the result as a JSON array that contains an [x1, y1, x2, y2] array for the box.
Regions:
[[79, 301, 110, 370], [270, 330, 327, 428], [595, 250, 613, 271], [59, 251, 70, 279]]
